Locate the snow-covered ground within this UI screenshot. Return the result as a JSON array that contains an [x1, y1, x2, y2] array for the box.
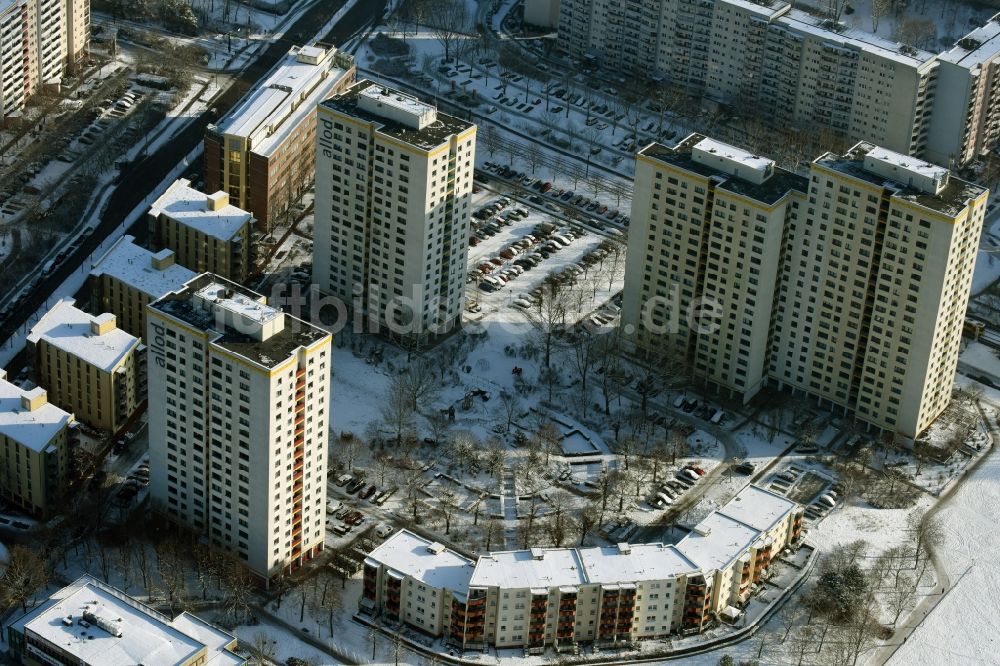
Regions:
[[887, 444, 1000, 665]]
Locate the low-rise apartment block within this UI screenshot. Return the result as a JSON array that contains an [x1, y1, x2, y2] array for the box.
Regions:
[[0, 369, 74, 518], [204, 44, 356, 231], [27, 300, 144, 434], [148, 179, 254, 284], [314, 80, 476, 345], [8, 575, 246, 665], [361, 532, 474, 637], [622, 134, 987, 439], [361, 486, 803, 652], [147, 274, 332, 582], [90, 235, 197, 340]]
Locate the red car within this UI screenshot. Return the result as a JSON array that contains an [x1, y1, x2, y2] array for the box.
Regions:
[[360, 484, 377, 500]]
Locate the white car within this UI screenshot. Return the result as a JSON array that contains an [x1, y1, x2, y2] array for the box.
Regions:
[[376, 523, 395, 538], [513, 298, 532, 309]]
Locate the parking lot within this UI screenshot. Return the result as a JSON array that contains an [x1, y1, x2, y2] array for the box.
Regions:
[[465, 186, 626, 322]]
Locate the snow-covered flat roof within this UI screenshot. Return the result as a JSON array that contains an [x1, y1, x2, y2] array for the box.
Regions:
[[367, 529, 475, 592], [577, 543, 698, 584], [692, 137, 774, 184], [781, 9, 934, 67], [169, 613, 244, 666], [12, 576, 244, 665], [471, 547, 587, 590], [716, 484, 799, 533], [195, 282, 280, 325], [0, 371, 71, 453], [366, 486, 798, 597], [149, 179, 252, 241], [938, 16, 1000, 69], [90, 235, 196, 299], [358, 85, 437, 129], [675, 512, 763, 572], [863, 146, 949, 194], [214, 45, 350, 157], [27, 300, 140, 373]]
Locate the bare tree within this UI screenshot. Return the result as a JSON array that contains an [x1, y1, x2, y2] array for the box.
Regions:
[[578, 503, 600, 546], [0, 545, 48, 614], [498, 390, 521, 433], [484, 437, 507, 482], [534, 420, 561, 465], [778, 606, 802, 643], [911, 510, 944, 567], [481, 124, 502, 158], [887, 574, 916, 627], [567, 329, 599, 416], [248, 632, 276, 666], [222, 562, 255, 625], [401, 359, 440, 412], [546, 490, 573, 547], [521, 283, 569, 400], [382, 376, 414, 447], [437, 489, 460, 534], [871, 0, 890, 31], [484, 517, 503, 551], [425, 0, 468, 62], [155, 539, 188, 614], [525, 140, 543, 175]]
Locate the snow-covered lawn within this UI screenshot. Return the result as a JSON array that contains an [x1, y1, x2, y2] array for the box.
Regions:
[[887, 443, 1000, 665]]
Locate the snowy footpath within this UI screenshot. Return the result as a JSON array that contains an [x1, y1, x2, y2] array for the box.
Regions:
[[887, 445, 1000, 665]]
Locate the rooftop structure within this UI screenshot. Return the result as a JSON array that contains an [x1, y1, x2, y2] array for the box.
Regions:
[[90, 235, 197, 300], [320, 79, 474, 151], [691, 137, 775, 185], [10, 575, 244, 666], [357, 85, 437, 129], [212, 45, 351, 158], [27, 301, 140, 374], [814, 141, 986, 216], [0, 369, 71, 453], [364, 530, 476, 594], [863, 146, 950, 194], [150, 274, 328, 369], [639, 136, 808, 206], [149, 179, 253, 242]]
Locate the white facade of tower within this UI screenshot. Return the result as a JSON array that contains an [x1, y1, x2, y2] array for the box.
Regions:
[[147, 274, 331, 581], [314, 80, 476, 344]]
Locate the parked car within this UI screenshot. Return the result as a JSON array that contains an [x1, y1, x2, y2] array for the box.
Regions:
[[360, 484, 378, 500]]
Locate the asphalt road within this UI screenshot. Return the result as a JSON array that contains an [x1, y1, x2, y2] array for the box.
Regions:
[[0, 0, 387, 356]]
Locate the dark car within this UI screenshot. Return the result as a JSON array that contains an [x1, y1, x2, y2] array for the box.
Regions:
[[360, 484, 377, 500]]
